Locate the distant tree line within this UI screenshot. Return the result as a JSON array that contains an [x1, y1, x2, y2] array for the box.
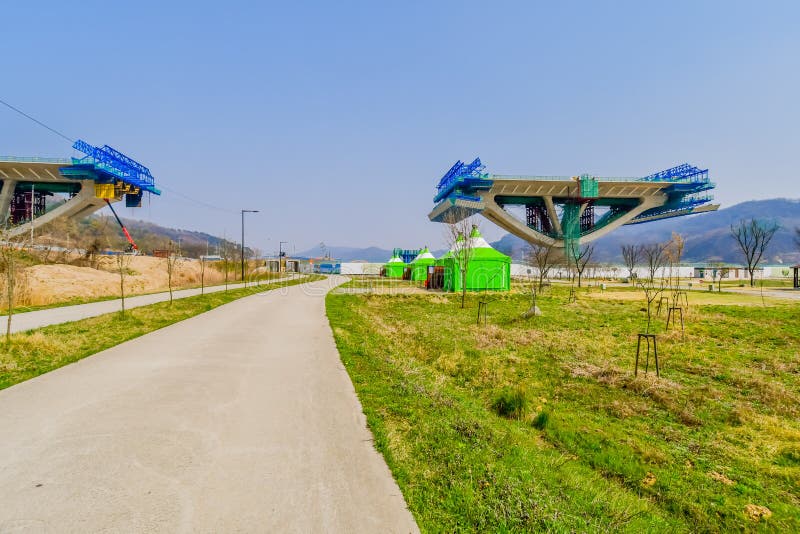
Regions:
[[34, 214, 253, 259]]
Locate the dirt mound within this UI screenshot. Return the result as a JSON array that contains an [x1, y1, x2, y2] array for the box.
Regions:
[[20, 257, 227, 307]]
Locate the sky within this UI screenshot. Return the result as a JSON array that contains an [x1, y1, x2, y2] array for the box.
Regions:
[[1, 0, 798, 254]]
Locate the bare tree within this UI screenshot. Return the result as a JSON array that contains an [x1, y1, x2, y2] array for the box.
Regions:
[[526, 242, 559, 291], [665, 233, 685, 305], [621, 243, 642, 281], [638, 242, 668, 333], [199, 255, 206, 295], [219, 241, 231, 292], [731, 219, 779, 287], [0, 229, 28, 343], [250, 247, 263, 286], [114, 252, 132, 317], [443, 209, 476, 309], [572, 244, 595, 288], [165, 240, 181, 304]]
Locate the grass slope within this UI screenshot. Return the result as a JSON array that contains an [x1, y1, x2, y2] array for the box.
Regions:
[[0, 275, 322, 390], [326, 282, 799, 532]]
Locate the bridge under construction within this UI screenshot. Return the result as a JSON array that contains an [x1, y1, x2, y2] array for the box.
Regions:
[[429, 158, 718, 252], [0, 140, 160, 239]]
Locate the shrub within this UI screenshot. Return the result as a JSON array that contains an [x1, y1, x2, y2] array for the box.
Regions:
[[491, 387, 528, 419], [776, 445, 800, 467], [532, 411, 550, 430]]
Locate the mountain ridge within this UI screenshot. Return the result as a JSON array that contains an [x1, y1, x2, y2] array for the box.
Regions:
[[71, 199, 798, 263], [297, 198, 800, 263]]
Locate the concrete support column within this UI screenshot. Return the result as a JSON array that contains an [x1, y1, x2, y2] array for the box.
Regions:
[[542, 196, 563, 235], [0, 179, 17, 223], [7, 180, 105, 238]]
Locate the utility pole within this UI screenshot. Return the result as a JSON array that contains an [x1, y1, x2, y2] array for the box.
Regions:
[[279, 241, 288, 272], [241, 209, 259, 283]]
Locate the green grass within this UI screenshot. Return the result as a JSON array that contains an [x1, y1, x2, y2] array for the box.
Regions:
[[326, 282, 800, 532], [339, 277, 422, 289], [0, 275, 322, 390], [718, 279, 795, 289]]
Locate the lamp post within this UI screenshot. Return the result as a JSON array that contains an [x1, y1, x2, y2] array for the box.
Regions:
[[279, 241, 288, 272], [241, 209, 259, 283]]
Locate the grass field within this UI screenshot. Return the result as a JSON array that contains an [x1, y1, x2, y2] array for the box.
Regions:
[[327, 281, 800, 532], [717, 279, 796, 289], [0, 275, 322, 391]]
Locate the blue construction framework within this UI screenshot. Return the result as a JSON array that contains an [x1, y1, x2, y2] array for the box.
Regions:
[[392, 248, 421, 264], [433, 159, 716, 233], [434, 158, 493, 204], [60, 139, 160, 196], [628, 163, 714, 224]]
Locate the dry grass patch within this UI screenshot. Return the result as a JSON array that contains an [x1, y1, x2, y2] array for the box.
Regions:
[[327, 283, 800, 531]]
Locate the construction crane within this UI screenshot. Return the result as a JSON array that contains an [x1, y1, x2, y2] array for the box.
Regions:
[[104, 199, 138, 251]]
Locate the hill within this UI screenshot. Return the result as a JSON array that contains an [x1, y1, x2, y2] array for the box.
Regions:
[[296, 199, 800, 264], [491, 198, 800, 264], [38, 198, 798, 264], [295, 244, 450, 263], [37, 215, 250, 259], [295, 244, 395, 263]]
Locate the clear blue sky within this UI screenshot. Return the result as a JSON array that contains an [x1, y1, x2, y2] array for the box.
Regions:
[[1, 1, 798, 254]]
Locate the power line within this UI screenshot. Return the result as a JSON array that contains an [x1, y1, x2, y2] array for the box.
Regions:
[[1, 96, 238, 215], [0, 97, 74, 143], [158, 184, 239, 214]]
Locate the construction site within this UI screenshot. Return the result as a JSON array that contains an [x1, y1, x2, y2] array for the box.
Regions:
[[1, 3, 798, 529]]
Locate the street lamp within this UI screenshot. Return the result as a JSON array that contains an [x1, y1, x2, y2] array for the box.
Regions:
[[241, 209, 259, 283], [279, 241, 288, 273]]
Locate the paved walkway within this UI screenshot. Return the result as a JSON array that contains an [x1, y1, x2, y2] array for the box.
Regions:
[[721, 286, 800, 300], [3, 275, 294, 334], [0, 276, 418, 533], [583, 280, 800, 301]]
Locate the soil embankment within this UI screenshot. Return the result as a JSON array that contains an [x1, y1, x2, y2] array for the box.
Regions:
[[19, 257, 227, 307]]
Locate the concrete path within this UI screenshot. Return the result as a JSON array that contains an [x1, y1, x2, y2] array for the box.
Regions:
[[0, 276, 418, 533], [3, 275, 293, 334], [721, 286, 800, 301]]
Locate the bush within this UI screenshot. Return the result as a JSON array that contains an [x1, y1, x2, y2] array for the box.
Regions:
[[532, 411, 549, 430], [776, 445, 800, 467], [491, 387, 528, 419]]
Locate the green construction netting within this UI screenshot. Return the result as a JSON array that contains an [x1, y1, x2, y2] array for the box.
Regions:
[[579, 175, 599, 198], [562, 203, 581, 261]]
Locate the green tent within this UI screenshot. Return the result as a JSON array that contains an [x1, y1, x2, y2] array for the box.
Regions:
[[434, 233, 462, 267], [384, 253, 406, 278], [410, 247, 436, 281], [441, 226, 510, 292]]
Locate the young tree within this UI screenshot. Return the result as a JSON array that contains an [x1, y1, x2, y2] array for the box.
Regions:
[[572, 244, 595, 288], [114, 252, 132, 317], [165, 240, 181, 305], [621, 243, 642, 281], [0, 230, 27, 343], [526, 242, 559, 292], [665, 233, 685, 305], [637, 242, 668, 333], [250, 247, 263, 286], [443, 209, 476, 309], [199, 254, 206, 295], [220, 241, 231, 292], [730, 219, 779, 287]]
